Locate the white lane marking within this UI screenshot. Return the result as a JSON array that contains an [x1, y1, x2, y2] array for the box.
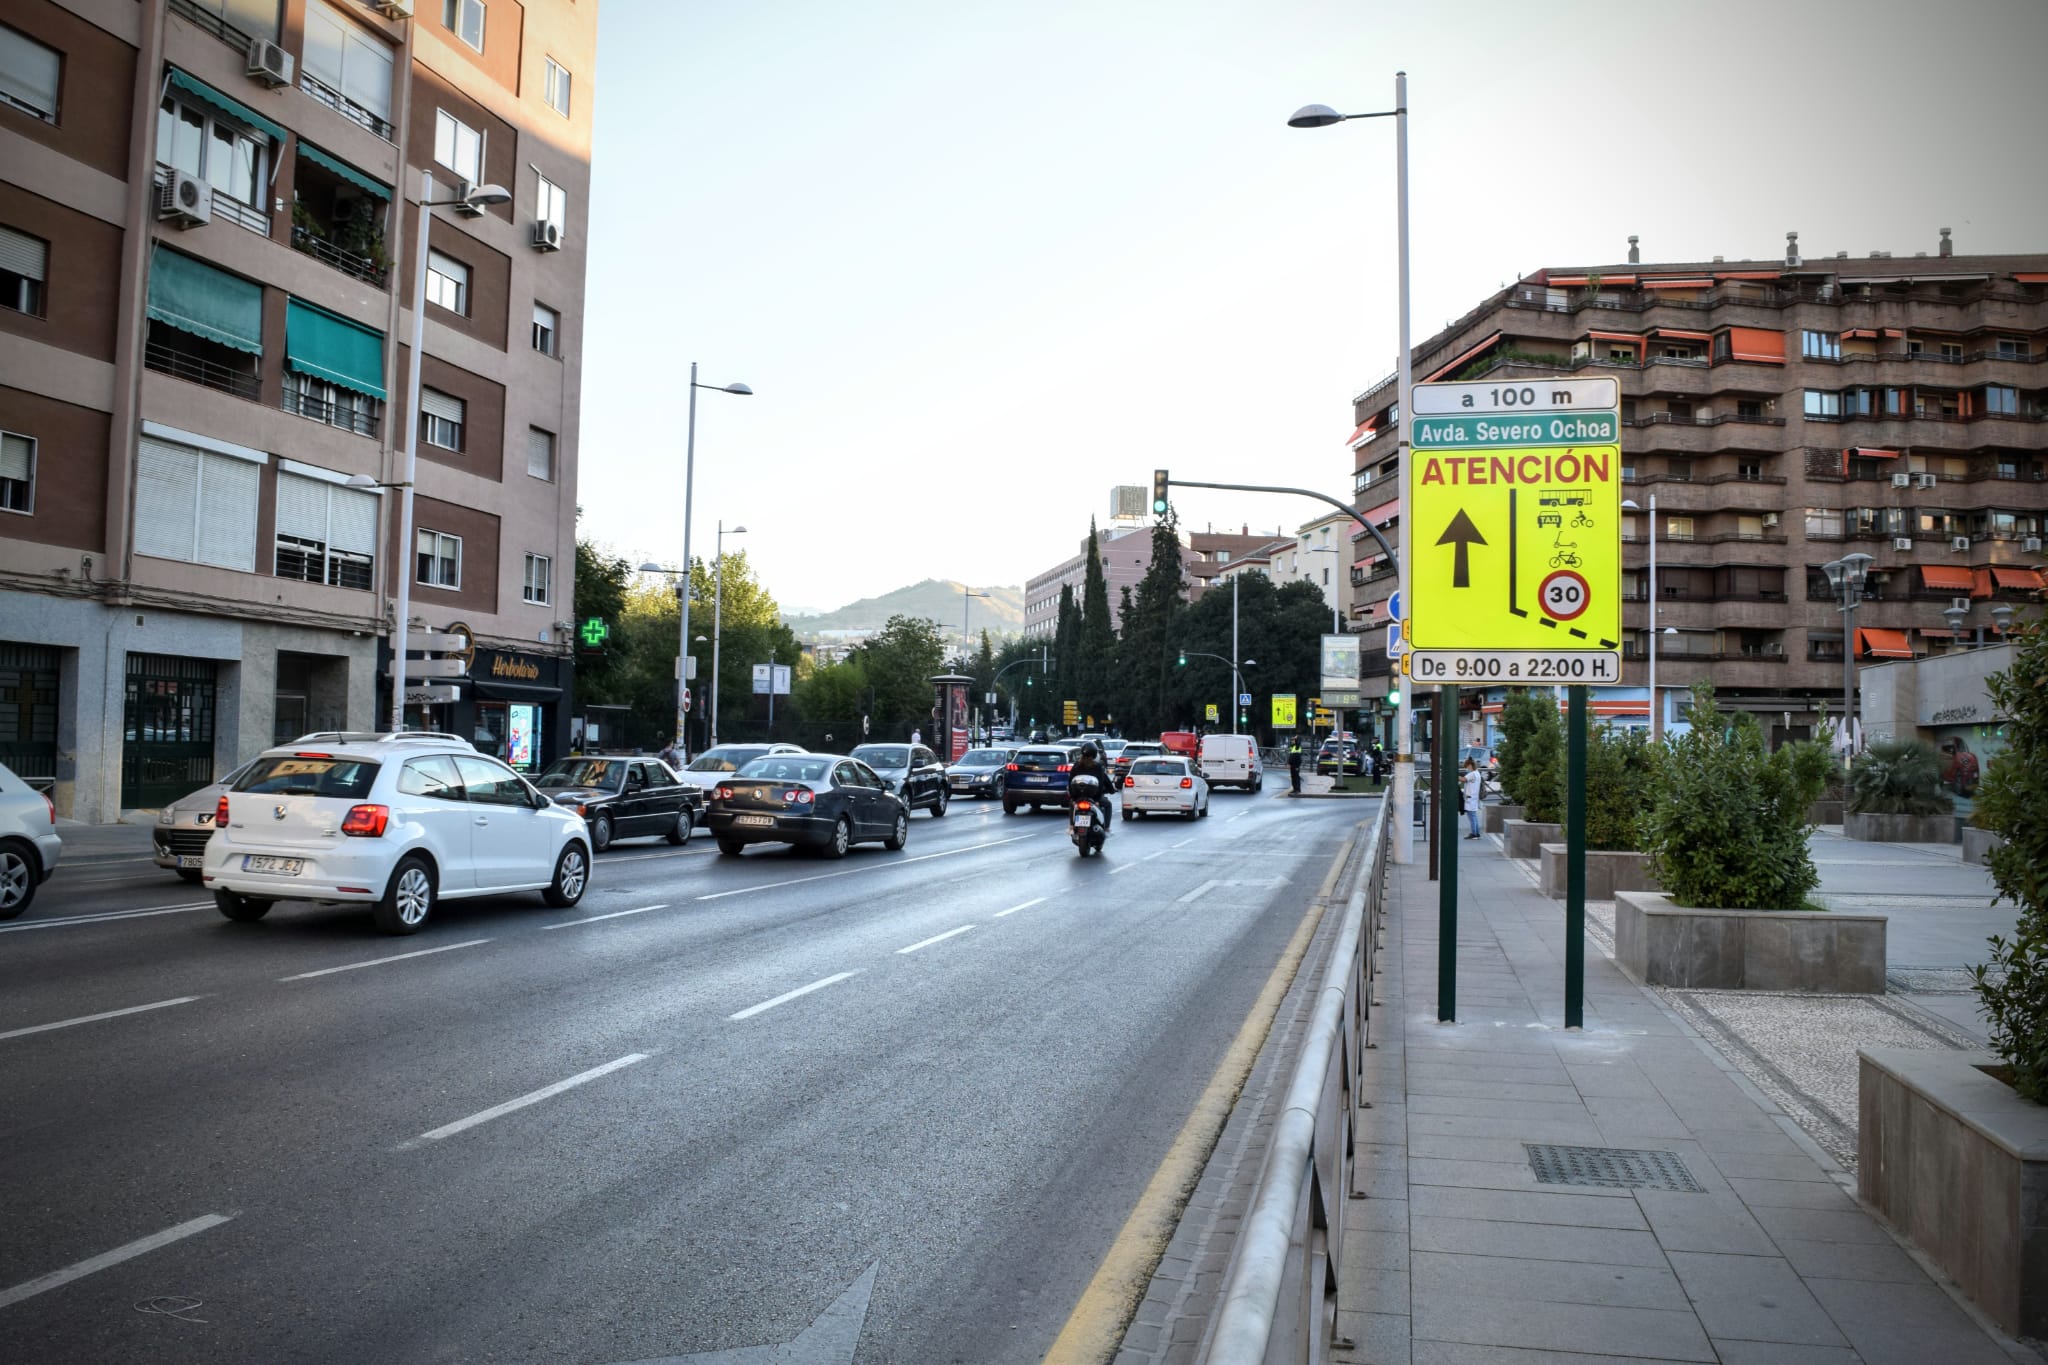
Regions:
[[896, 925, 975, 954], [0, 996, 203, 1043], [729, 971, 861, 1021], [398, 1053, 649, 1150], [600, 848, 705, 865], [1109, 861, 1138, 875], [280, 939, 492, 981], [0, 903, 210, 934], [0, 1213, 234, 1311], [1171, 838, 1195, 848], [992, 897, 1045, 918], [1178, 879, 1220, 904], [540, 903, 670, 931], [695, 834, 1041, 901]]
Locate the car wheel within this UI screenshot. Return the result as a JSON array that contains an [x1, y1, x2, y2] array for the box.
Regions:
[[717, 838, 745, 856], [1002, 802, 1018, 816], [822, 816, 853, 860], [1121, 809, 1133, 822], [372, 855, 435, 936], [543, 843, 589, 907], [993, 778, 1006, 802], [177, 868, 204, 883], [931, 787, 948, 818], [666, 808, 693, 846], [1198, 801, 1210, 818], [590, 812, 613, 853], [213, 889, 272, 922], [0, 841, 35, 920], [1184, 806, 1198, 821], [882, 811, 909, 851]]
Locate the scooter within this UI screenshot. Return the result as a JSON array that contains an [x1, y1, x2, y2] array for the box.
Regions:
[[1068, 774, 1109, 858]]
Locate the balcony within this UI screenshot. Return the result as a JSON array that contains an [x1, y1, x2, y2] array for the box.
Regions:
[[153, 164, 269, 237], [282, 384, 380, 439], [290, 224, 387, 286], [290, 159, 391, 288], [167, 0, 256, 54], [145, 334, 261, 400], [300, 73, 396, 142]]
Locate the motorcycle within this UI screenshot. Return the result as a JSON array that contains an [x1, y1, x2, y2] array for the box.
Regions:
[[1067, 774, 1109, 858]]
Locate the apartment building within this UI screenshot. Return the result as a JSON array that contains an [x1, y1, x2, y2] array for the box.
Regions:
[[1021, 524, 1293, 638], [0, 0, 595, 818], [1347, 235, 2048, 740], [1268, 509, 1350, 627]]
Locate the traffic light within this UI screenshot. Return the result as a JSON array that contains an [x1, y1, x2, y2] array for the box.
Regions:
[[1151, 469, 1170, 515], [1385, 680, 1402, 705], [1177, 652, 1187, 667]]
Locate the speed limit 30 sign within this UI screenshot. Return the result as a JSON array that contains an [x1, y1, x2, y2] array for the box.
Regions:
[[1539, 569, 1590, 621]]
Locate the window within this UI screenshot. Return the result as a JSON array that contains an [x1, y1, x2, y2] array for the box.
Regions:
[[1804, 507, 1842, 538], [1736, 399, 1763, 419], [1996, 337, 2029, 360], [535, 174, 567, 234], [0, 225, 47, 316], [1940, 342, 1964, 362], [399, 754, 463, 799], [532, 302, 559, 356], [1665, 516, 1695, 541], [523, 553, 551, 604], [425, 249, 468, 314], [1738, 460, 1762, 481], [419, 387, 465, 450], [432, 109, 482, 183], [1842, 388, 1875, 416], [454, 756, 529, 808], [1803, 389, 1841, 418], [1606, 347, 1633, 363], [0, 430, 33, 513], [274, 471, 376, 589], [287, 375, 379, 437], [0, 25, 60, 122], [444, 0, 485, 52], [1986, 385, 2019, 415], [417, 528, 461, 587], [156, 94, 267, 209], [543, 57, 571, 116], [1906, 339, 1923, 356], [1801, 330, 1840, 360], [133, 436, 261, 572], [527, 426, 554, 480], [301, 0, 394, 133]]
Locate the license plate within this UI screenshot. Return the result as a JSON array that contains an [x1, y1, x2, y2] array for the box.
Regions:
[[177, 855, 203, 869], [1021, 775, 1047, 785], [735, 815, 775, 827], [242, 855, 303, 874]]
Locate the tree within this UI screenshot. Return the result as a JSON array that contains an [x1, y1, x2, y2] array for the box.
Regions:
[[1972, 612, 2048, 1101], [1075, 518, 1117, 725], [1494, 689, 1553, 807], [791, 658, 869, 751], [849, 615, 945, 741], [1052, 584, 1079, 717], [1114, 513, 1190, 735], [572, 537, 634, 702]]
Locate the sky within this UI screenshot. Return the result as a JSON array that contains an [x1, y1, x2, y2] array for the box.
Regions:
[[576, 0, 2048, 615]]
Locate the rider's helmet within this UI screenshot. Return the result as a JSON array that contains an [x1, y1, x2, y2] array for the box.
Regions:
[[1080, 744, 1098, 760]]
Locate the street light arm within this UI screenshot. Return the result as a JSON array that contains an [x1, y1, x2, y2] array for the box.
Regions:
[[1165, 478, 1398, 582]]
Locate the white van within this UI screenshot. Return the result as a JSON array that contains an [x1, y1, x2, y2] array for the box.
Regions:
[[1198, 733, 1263, 792]]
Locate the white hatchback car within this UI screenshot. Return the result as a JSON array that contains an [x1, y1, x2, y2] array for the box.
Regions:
[[0, 761, 62, 920], [203, 733, 591, 935], [1121, 756, 1210, 821]]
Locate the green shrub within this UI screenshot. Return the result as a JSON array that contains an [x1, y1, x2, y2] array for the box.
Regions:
[[1972, 613, 2048, 1103], [1517, 701, 1567, 824], [1495, 689, 1552, 808], [1846, 739, 1954, 816], [1568, 724, 1658, 851], [1640, 684, 1832, 909]]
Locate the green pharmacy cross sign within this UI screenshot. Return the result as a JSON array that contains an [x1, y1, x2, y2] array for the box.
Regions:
[[579, 617, 610, 650]]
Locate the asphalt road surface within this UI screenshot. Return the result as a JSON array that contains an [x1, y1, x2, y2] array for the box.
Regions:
[[1, 784, 1368, 1364]]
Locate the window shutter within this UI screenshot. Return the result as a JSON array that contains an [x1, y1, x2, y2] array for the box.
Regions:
[[420, 387, 464, 423], [196, 452, 260, 571], [329, 485, 377, 555], [300, 0, 346, 89], [527, 427, 553, 479], [0, 29, 61, 117], [0, 226, 47, 281], [0, 432, 31, 482], [135, 438, 201, 561], [275, 471, 328, 541]]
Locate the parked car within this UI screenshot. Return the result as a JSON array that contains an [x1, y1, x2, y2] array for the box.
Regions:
[[675, 743, 807, 792], [1199, 733, 1264, 791], [1122, 756, 1210, 820], [202, 734, 591, 935], [1003, 744, 1075, 814], [1315, 740, 1362, 776], [1111, 740, 1164, 782], [532, 755, 701, 852], [0, 761, 61, 920], [849, 743, 949, 816], [945, 747, 1015, 800], [152, 760, 258, 881], [704, 753, 909, 857]]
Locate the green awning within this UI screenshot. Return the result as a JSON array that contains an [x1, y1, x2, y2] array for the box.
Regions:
[[298, 142, 390, 201], [167, 68, 286, 144], [285, 299, 386, 400], [146, 247, 263, 353]]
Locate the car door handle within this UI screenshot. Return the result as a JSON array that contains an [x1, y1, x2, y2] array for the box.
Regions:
[[474, 816, 489, 825]]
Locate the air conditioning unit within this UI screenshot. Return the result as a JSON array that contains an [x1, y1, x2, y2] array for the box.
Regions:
[[1892, 537, 1914, 551], [378, 0, 414, 16], [453, 180, 485, 218], [1952, 597, 1974, 613], [1951, 536, 1973, 552], [2025, 536, 2044, 552], [531, 220, 562, 252], [1762, 512, 1780, 527], [1917, 473, 1939, 489], [1890, 472, 1912, 487], [156, 172, 212, 227], [246, 38, 293, 86]]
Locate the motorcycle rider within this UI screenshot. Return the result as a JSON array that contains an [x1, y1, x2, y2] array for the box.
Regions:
[[1069, 742, 1114, 830]]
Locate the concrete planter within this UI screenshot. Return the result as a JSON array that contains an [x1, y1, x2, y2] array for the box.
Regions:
[[1502, 819, 1562, 861], [1613, 890, 1886, 993], [1538, 845, 1662, 901], [1963, 828, 2007, 866], [1843, 811, 1958, 844], [1806, 799, 1844, 826], [1484, 802, 1523, 835], [1858, 1047, 2048, 1338]]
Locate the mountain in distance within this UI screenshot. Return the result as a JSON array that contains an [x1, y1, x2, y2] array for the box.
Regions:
[[784, 579, 1025, 637]]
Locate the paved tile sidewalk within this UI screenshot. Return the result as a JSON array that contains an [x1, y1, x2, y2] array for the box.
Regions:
[[1338, 846, 2040, 1365]]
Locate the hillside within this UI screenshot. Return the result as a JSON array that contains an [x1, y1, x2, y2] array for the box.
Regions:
[[784, 579, 1025, 636]]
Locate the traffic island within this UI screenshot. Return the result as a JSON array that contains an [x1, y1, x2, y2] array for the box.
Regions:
[[1963, 828, 2006, 865], [1537, 844, 1660, 900], [1501, 818, 1560, 861], [1482, 801, 1522, 834], [1844, 811, 1959, 844], [1613, 890, 1887, 993], [1858, 1047, 2048, 1339]]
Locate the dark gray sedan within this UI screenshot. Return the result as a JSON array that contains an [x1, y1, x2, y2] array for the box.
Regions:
[[705, 754, 909, 858], [944, 747, 1015, 800]]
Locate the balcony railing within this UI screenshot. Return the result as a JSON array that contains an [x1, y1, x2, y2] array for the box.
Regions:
[[300, 72, 396, 142], [167, 0, 256, 53], [145, 340, 261, 400], [291, 224, 389, 287], [154, 164, 269, 237], [282, 385, 380, 438]]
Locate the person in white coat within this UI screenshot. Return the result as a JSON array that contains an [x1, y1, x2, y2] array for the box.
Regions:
[[1461, 759, 1484, 840]]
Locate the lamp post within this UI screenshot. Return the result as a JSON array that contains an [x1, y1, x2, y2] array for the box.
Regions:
[[674, 363, 753, 758], [1822, 552, 1875, 761], [1623, 494, 1665, 738], [711, 521, 747, 746], [1177, 650, 1256, 733], [386, 171, 511, 732], [1289, 72, 1414, 863]]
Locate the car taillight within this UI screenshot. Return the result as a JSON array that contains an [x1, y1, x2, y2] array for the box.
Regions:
[[295, 751, 333, 758], [215, 794, 231, 826], [340, 804, 389, 837], [43, 792, 55, 824], [784, 789, 814, 805], [714, 786, 733, 801], [1057, 763, 1072, 773], [1006, 763, 1019, 772], [1180, 777, 1193, 789], [1123, 777, 1134, 788]]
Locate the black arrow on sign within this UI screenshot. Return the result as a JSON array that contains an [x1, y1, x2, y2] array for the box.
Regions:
[[1435, 508, 1487, 588]]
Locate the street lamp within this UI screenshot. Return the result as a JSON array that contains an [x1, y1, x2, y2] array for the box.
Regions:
[[1822, 552, 1875, 761], [386, 173, 511, 732], [1623, 494, 1667, 738], [711, 521, 747, 746], [674, 364, 753, 757], [1177, 650, 1257, 734], [1290, 74, 1415, 863]]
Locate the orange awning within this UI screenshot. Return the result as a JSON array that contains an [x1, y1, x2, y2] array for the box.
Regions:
[[1716, 271, 1781, 281], [1592, 701, 1648, 715], [1918, 627, 1963, 639], [1883, 328, 1905, 337], [1653, 328, 1713, 341], [1992, 567, 2044, 589], [1725, 327, 1786, 362], [1846, 447, 1900, 459], [1857, 628, 1914, 659], [1844, 328, 1878, 339], [1359, 499, 1399, 526], [2017, 273, 2048, 283], [1588, 330, 1643, 344], [1920, 565, 1975, 591], [1548, 274, 1638, 286], [1974, 568, 1995, 599], [1347, 420, 1374, 446], [1421, 330, 1503, 383], [1643, 278, 1712, 289]]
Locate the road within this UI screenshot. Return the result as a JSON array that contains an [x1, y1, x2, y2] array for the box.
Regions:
[[0, 784, 1369, 1364]]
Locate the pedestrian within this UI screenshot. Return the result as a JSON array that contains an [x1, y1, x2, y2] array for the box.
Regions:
[[1460, 758, 1483, 839], [1287, 736, 1304, 795], [658, 737, 681, 769]]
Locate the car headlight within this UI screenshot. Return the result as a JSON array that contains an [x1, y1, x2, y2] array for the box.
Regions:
[[158, 807, 175, 825]]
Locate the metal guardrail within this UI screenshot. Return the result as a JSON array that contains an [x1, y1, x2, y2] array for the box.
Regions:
[[1201, 798, 1391, 1363]]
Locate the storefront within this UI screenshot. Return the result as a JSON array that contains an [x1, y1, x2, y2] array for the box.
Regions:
[[390, 643, 570, 773]]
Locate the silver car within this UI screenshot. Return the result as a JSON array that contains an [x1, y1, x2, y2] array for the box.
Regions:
[[153, 760, 256, 882], [0, 761, 62, 919]]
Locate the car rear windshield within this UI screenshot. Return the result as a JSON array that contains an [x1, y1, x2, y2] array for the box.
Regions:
[[958, 749, 1008, 765], [1130, 760, 1185, 776], [852, 746, 908, 768], [1013, 750, 1068, 769], [687, 747, 766, 773], [738, 756, 832, 783], [237, 755, 380, 800]]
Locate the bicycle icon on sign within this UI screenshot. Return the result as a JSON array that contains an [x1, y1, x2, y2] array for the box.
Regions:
[[1549, 534, 1582, 569]]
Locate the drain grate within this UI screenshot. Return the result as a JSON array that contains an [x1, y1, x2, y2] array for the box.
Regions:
[[1524, 1143, 1704, 1193]]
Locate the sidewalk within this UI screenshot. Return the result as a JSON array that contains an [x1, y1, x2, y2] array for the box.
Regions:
[[1337, 845, 2039, 1364]]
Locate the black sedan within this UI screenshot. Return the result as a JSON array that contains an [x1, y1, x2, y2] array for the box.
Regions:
[[705, 754, 909, 858], [532, 756, 701, 852], [945, 747, 1015, 800], [849, 743, 950, 816]]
